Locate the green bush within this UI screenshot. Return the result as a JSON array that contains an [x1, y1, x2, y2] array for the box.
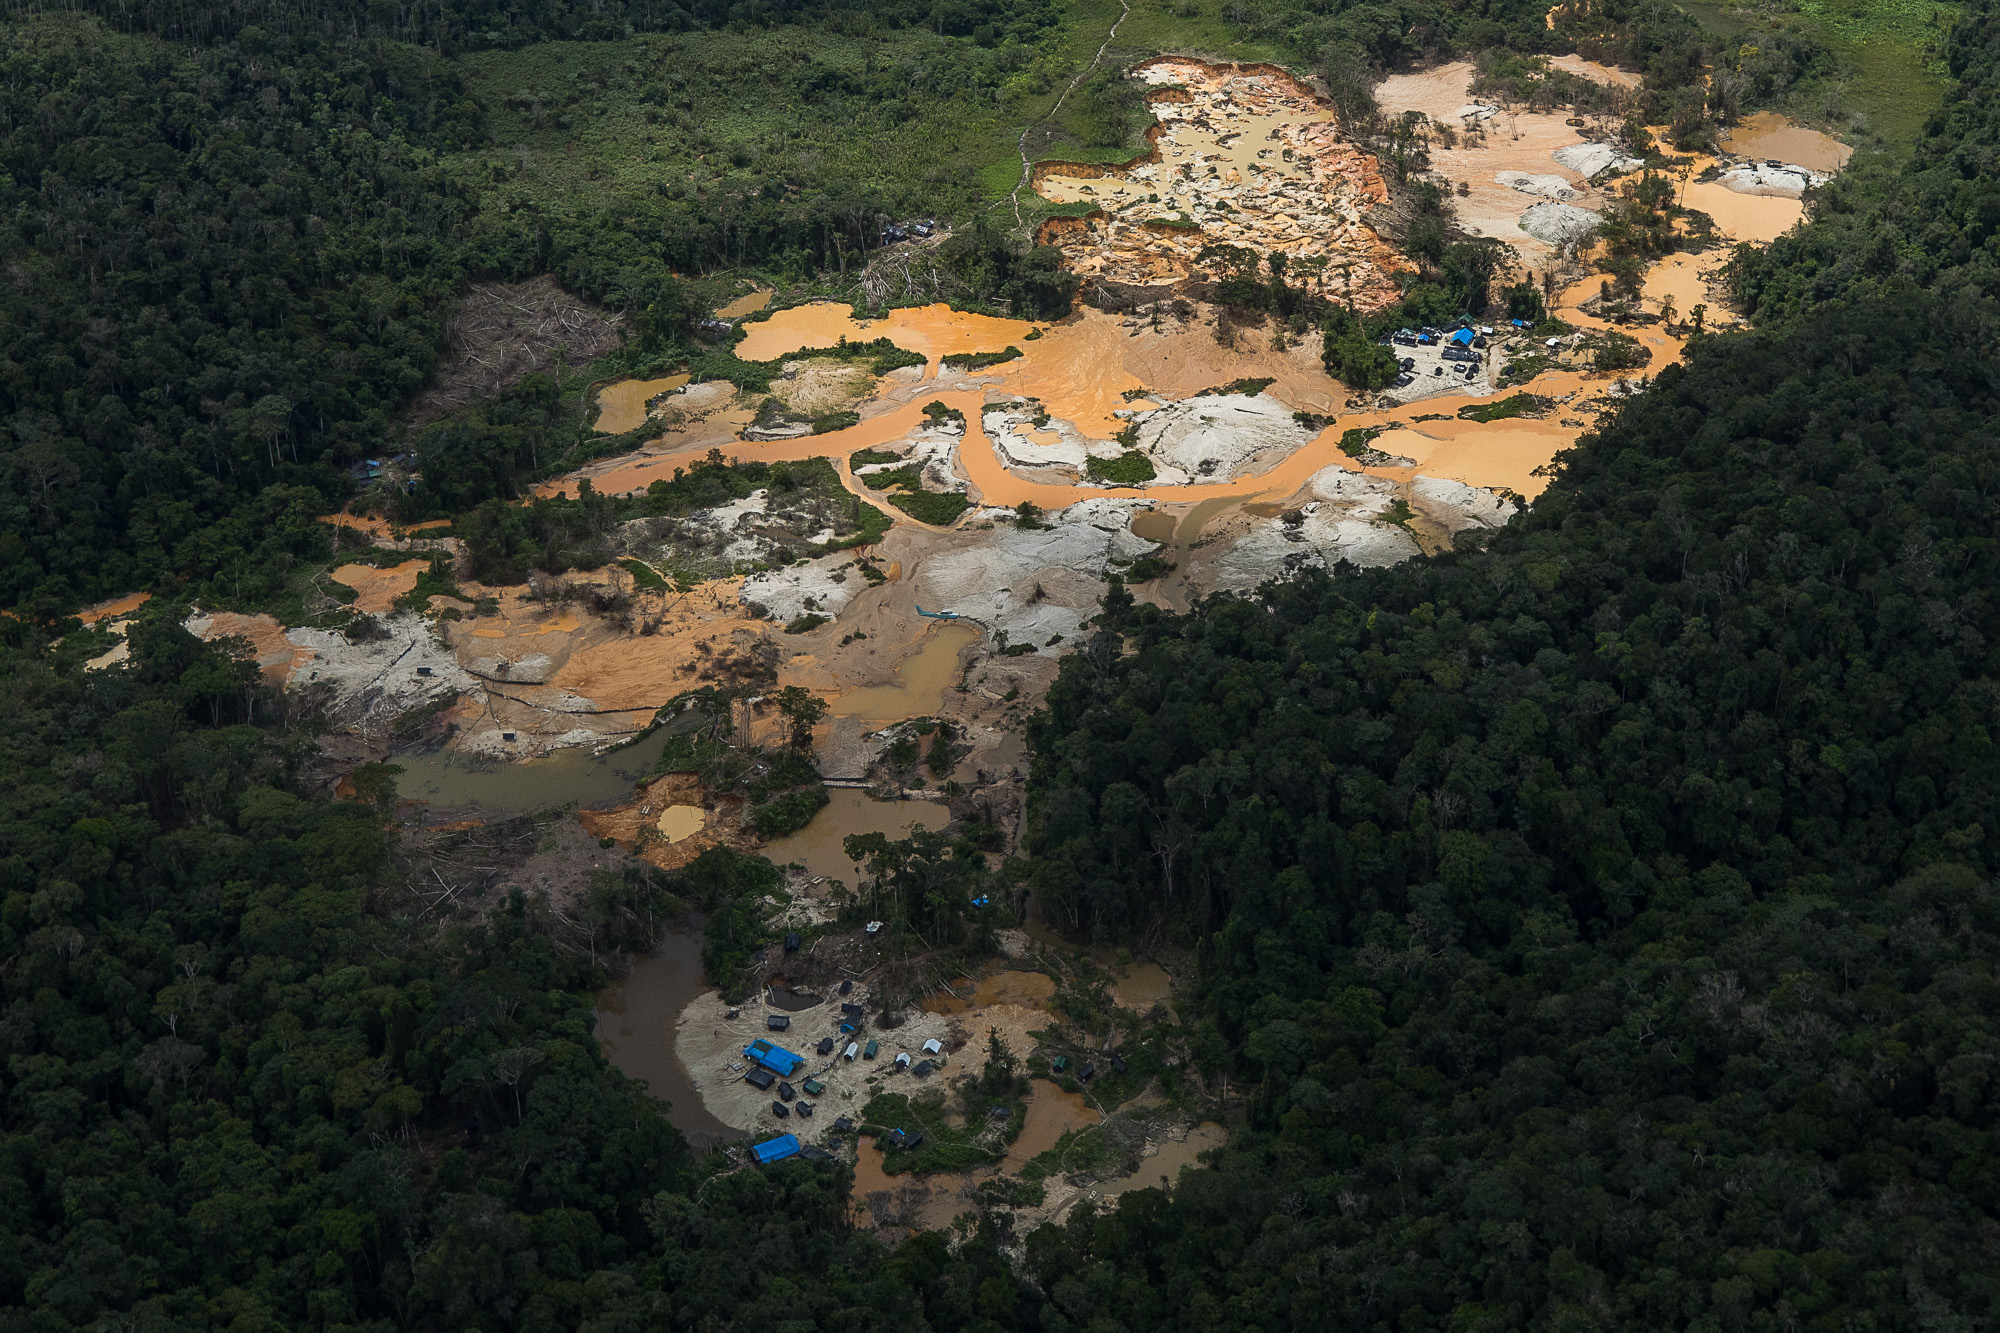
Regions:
[[1456, 394, 1546, 423], [1086, 451, 1157, 485], [940, 346, 1022, 370], [889, 490, 972, 525], [1590, 331, 1651, 371], [750, 786, 828, 836], [1322, 307, 1401, 390], [1339, 426, 1384, 457], [860, 1093, 998, 1175]]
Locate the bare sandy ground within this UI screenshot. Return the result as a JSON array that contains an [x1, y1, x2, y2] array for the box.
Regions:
[[1376, 61, 1616, 268]]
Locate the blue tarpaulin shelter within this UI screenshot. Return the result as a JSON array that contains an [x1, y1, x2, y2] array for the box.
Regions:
[[752, 1134, 800, 1164], [1450, 328, 1476, 346], [743, 1038, 804, 1076]]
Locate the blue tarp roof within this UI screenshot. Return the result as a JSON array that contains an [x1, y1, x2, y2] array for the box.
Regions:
[[1450, 328, 1476, 345], [752, 1134, 800, 1164], [743, 1038, 805, 1075]]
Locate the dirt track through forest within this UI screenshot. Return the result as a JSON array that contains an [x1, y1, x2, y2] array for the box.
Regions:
[[1006, 0, 1132, 226]]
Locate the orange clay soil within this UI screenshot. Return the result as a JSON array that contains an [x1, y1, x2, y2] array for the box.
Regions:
[[578, 772, 750, 873], [543, 581, 770, 713], [319, 514, 451, 541], [331, 560, 430, 613], [528, 227, 1749, 524], [194, 612, 312, 681], [1375, 62, 1610, 266], [76, 591, 151, 625]]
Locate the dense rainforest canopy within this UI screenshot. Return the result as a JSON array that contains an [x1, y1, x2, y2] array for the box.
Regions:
[[1016, 11, 2000, 1327], [1, 0, 1996, 1328]]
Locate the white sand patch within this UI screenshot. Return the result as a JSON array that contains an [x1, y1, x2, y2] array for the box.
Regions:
[[254, 615, 474, 726], [1520, 200, 1602, 248], [983, 406, 1125, 476], [1128, 393, 1314, 482], [463, 650, 556, 683], [1718, 162, 1828, 198], [1409, 475, 1518, 533], [916, 499, 1154, 651], [1214, 482, 1422, 590], [1552, 143, 1643, 179], [1497, 171, 1581, 202], [896, 419, 971, 493], [740, 556, 863, 624]]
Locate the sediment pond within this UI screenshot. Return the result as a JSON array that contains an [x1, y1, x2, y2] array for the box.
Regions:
[[761, 788, 950, 882], [398, 727, 673, 818], [1720, 112, 1853, 171], [829, 622, 980, 722], [594, 926, 739, 1149]]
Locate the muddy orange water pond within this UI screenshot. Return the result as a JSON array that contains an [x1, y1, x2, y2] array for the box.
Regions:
[[1002, 1080, 1102, 1171], [761, 787, 950, 882], [924, 971, 1057, 1016], [595, 927, 739, 1149], [850, 1139, 969, 1230], [830, 622, 980, 721], [1095, 1122, 1228, 1198], [735, 302, 1035, 370], [715, 289, 773, 318], [1112, 963, 1172, 1010], [1683, 180, 1804, 245], [595, 374, 691, 434], [1721, 112, 1852, 172]]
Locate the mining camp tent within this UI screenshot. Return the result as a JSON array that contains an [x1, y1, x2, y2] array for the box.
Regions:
[[752, 1134, 801, 1164], [743, 1038, 805, 1076]]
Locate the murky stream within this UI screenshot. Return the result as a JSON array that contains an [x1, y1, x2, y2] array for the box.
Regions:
[[594, 926, 739, 1148], [1094, 1122, 1228, 1198]]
